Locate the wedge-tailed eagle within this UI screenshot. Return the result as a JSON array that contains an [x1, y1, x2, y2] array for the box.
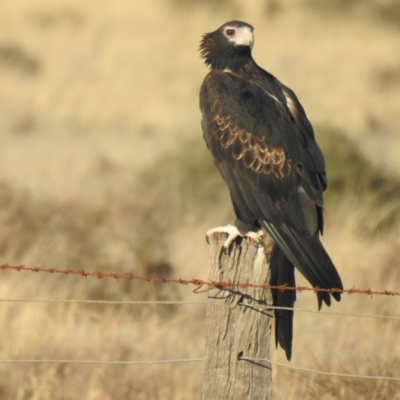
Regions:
[[199, 21, 343, 360]]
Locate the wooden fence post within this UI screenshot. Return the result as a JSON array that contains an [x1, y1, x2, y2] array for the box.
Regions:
[[203, 233, 273, 400]]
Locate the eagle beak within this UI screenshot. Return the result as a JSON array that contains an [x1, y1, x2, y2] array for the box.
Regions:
[[236, 27, 254, 49]]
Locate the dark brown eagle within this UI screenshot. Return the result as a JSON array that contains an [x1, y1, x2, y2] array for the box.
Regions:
[[199, 21, 343, 360]]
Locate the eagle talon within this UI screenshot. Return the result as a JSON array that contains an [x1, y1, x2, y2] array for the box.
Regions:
[[206, 225, 263, 249], [206, 224, 243, 248], [246, 230, 264, 246]]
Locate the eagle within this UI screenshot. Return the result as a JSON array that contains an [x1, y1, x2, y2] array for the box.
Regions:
[[199, 21, 343, 360]]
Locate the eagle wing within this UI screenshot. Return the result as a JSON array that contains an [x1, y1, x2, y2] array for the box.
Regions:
[[200, 70, 323, 235], [200, 71, 342, 306]]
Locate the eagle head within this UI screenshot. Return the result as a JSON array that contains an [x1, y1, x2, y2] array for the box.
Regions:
[[199, 21, 254, 71]]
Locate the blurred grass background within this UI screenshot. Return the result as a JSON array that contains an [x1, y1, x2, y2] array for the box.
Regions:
[[0, 0, 400, 398]]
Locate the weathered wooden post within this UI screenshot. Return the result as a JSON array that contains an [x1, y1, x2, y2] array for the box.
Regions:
[[203, 233, 273, 400]]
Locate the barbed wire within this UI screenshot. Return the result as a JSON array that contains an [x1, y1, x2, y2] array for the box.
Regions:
[[1, 263, 399, 297]]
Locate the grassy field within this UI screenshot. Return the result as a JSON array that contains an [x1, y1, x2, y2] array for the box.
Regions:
[[0, 0, 400, 398]]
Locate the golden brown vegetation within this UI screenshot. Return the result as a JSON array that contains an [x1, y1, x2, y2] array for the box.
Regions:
[[0, 0, 400, 398]]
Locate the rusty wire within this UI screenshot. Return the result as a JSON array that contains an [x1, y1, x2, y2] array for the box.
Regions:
[[1, 264, 399, 297]]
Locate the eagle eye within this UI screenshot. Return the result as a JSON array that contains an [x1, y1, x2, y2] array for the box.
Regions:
[[225, 28, 235, 36]]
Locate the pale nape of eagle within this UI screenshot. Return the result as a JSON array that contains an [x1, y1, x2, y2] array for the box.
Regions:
[[199, 21, 343, 361]]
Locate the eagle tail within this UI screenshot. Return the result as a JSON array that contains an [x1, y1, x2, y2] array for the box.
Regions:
[[262, 221, 343, 309], [270, 246, 296, 361]]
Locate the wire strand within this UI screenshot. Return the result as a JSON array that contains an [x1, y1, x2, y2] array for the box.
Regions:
[[1, 298, 399, 321], [0, 358, 204, 365], [0, 299, 204, 305], [239, 357, 400, 381], [241, 304, 400, 321], [4, 356, 400, 382]]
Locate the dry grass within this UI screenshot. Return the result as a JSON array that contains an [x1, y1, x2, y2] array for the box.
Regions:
[[0, 0, 399, 398], [318, 127, 400, 237], [276, 356, 400, 400]]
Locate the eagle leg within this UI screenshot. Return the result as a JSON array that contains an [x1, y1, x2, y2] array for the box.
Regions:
[[206, 224, 264, 249]]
